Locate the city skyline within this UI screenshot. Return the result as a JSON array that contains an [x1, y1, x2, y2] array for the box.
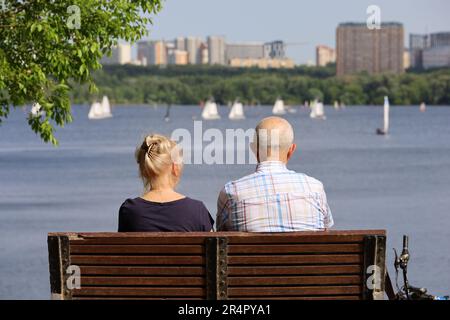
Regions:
[[144, 0, 450, 64]]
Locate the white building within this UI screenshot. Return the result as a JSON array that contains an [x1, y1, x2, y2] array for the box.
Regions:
[[423, 46, 450, 69], [226, 43, 264, 62], [185, 37, 202, 64], [101, 43, 132, 65], [207, 36, 226, 65]]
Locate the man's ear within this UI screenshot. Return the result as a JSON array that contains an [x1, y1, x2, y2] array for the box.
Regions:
[[250, 141, 259, 162], [286, 143, 297, 161]]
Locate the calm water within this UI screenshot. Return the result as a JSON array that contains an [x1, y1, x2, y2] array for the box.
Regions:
[[1, 104, 449, 299]]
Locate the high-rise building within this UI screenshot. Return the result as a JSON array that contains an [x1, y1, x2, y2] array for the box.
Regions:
[[149, 40, 167, 65], [316, 45, 336, 67], [168, 50, 189, 65], [185, 37, 202, 64], [199, 42, 209, 65], [409, 32, 450, 69], [101, 43, 132, 65], [430, 32, 450, 48], [264, 41, 286, 59], [175, 37, 186, 51], [207, 36, 226, 65], [137, 41, 151, 66], [226, 43, 265, 62], [336, 22, 404, 76], [423, 46, 450, 69], [409, 34, 430, 69], [138, 40, 167, 66]]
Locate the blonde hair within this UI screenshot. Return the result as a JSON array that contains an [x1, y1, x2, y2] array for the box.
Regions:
[[135, 134, 181, 190]]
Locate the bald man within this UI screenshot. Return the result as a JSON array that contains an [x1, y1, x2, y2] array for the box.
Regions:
[[216, 117, 333, 232]]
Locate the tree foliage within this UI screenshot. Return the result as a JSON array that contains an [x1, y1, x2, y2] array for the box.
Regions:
[[75, 65, 450, 107], [0, 0, 162, 144]]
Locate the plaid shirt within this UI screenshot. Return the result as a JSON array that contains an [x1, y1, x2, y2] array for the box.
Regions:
[[216, 161, 333, 232]]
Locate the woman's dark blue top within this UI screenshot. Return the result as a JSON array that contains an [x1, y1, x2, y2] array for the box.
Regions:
[[118, 197, 214, 232]]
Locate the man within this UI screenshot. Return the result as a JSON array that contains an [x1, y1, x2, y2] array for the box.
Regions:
[[216, 116, 333, 232]]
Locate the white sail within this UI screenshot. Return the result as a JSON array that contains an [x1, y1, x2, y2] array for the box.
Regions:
[[310, 100, 326, 120], [89, 96, 112, 120], [202, 100, 220, 120], [229, 102, 245, 120], [420, 102, 426, 112], [383, 96, 390, 134], [101, 96, 112, 116], [272, 99, 286, 115], [31, 103, 42, 116], [334, 101, 339, 110]]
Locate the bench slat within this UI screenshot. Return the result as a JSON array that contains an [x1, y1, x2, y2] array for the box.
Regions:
[[228, 265, 361, 275], [72, 287, 205, 297], [73, 297, 203, 300], [228, 275, 361, 286], [70, 238, 206, 245], [71, 245, 204, 255], [228, 254, 362, 265], [233, 295, 361, 300], [71, 255, 204, 265], [81, 276, 205, 286], [79, 266, 205, 276], [228, 285, 362, 297], [228, 244, 362, 254]]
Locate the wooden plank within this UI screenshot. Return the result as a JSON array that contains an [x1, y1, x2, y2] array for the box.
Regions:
[[227, 237, 367, 244], [232, 295, 361, 300], [228, 254, 362, 265], [79, 266, 205, 276], [70, 245, 204, 255], [55, 230, 386, 245], [50, 230, 386, 238], [70, 238, 206, 245], [228, 244, 362, 254], [81, 276, 205, 286], [72, 287, 205, 297], [228, 286, 362, 297], [228, 265, 362, 276], [71, 255, 204, 265], [73, 297, 203, 300], [228, 275, 361, 286]]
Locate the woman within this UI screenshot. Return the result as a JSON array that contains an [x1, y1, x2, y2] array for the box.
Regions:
[[118, 134, 214, 232]]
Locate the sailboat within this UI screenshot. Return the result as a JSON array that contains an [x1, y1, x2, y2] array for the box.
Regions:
[[334, 101, 340, 110], [272, 98, 286, 115], [30, 102, 43, 116], [229, 100, 245, 120], [310, 100, 326, 120], [164, 105, 172, 122], [420, 102, 426, 113], [90, 96, 113, 119], [202, 99, 220, 120], [376, 96, 390, 135], [88, 96, 113, 120]]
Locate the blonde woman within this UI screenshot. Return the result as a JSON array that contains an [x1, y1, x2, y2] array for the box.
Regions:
[[119, 134, 214, 232]]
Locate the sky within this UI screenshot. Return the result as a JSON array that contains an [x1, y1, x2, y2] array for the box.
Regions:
[[142, 0, 450, 64]]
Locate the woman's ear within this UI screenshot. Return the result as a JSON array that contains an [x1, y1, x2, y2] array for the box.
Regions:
[[172, 163, 182, 177]]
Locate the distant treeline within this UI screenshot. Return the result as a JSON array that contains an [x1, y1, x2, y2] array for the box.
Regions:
[[71, 64, 450, 106]]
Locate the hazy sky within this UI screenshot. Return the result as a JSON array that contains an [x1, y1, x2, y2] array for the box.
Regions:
[[144, 0, 450, 64]]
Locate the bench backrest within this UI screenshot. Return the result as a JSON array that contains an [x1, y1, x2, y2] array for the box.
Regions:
[[48, 230, 386, 300]]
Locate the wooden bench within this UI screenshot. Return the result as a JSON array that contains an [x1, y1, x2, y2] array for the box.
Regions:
[[48, 230, 387, 300]]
